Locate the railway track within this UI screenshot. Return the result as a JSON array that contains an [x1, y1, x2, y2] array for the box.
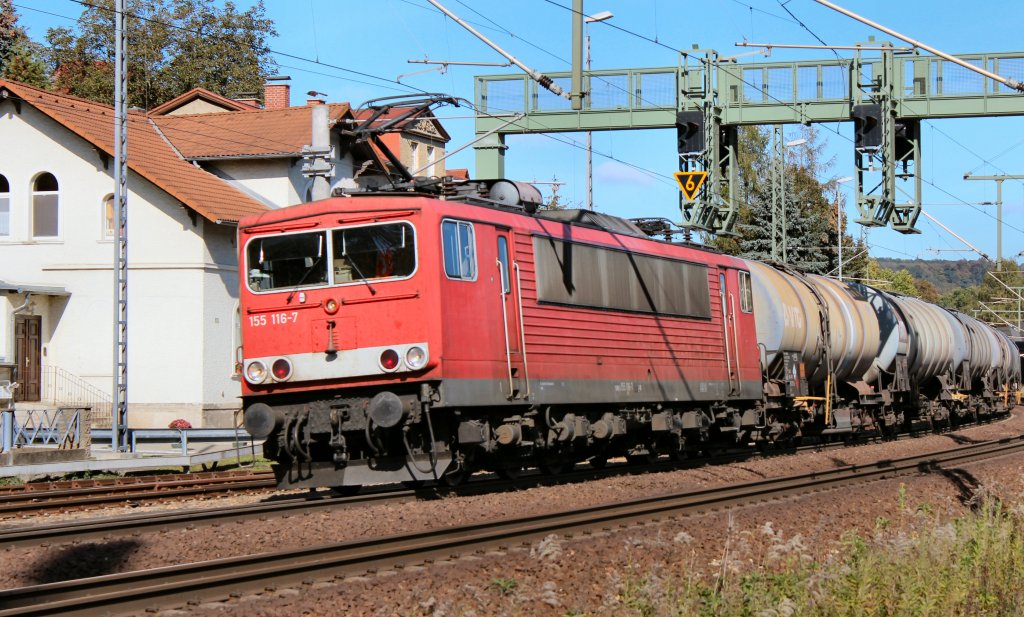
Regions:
[[0, 471, 277, 517], [0, 417, 1006, 548], [4, 434, 1024, 617], [0, 431, 908, 548]]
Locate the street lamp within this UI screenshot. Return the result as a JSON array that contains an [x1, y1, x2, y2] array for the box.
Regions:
[[585, 10, 613, 211], [780, 137, 807, 263], [835, 176, 854, 281]]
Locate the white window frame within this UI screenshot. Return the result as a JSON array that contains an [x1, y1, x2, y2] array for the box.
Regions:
[[0, 173, 9, 239], [30, 172, 60, 240], [101, 193, 115, 240], [441, 219, 478, 282]]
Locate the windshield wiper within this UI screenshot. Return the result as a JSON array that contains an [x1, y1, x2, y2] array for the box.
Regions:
[[286, 257, 324, 303], [345, 258, 377, 295]]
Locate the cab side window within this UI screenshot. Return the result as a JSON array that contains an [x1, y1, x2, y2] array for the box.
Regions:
[[442, 220, 476, 280], [739, 270, 753, 313]]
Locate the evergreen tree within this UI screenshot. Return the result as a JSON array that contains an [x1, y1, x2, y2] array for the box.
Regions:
[[717, 125, 841, 275], [46, 0, 277, 109]]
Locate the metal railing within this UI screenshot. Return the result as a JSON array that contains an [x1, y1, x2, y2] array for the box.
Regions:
[[2, 407, 84, 453], [41, 365, 111, 429]]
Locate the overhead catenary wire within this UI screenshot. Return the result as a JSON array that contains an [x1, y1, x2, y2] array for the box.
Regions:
[[26, 0, 676, 189], [22, 0, 1023, 248]]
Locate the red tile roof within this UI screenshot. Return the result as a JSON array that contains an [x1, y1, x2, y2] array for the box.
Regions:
[[152, 103, 352, 159], [0, 79, 269, 224], [149, 87, 256, 115], [353, 107, 451, 142]]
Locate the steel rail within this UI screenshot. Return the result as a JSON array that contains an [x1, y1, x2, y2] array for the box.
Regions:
[[0, 471, 273, 498], [0, 475, 278, 516], [0, 436, 873, 548], [0, 419, 1005, 548], [3, 436, 1023, 617]]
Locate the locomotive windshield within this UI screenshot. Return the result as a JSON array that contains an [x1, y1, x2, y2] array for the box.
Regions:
[[247, 231, 328, 292], [332, 223, 415, 282], [246, 223, 416, 292]]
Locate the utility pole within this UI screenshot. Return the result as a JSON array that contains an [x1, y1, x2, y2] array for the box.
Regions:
[[302, 105, 334, 201], [963, 172, 1024, 268], [584, 10, 613, 210], [112, 0, 129, 452]]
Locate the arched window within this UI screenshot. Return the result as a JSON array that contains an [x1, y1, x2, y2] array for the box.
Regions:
[[102, 193, 115, 238], [32, 172, 59, 238], [0, 174, 9, 237]]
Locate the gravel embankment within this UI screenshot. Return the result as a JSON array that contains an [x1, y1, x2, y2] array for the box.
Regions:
[[5, 410, 1024, 615]]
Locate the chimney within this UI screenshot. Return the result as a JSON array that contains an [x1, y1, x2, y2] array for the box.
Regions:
[[234, 93, 261, 109], [264, 76, 291, 109], [306, 99, 325, 106], [306, 90, 327, 106]]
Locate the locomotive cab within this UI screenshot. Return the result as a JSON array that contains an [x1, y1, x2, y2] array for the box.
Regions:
[[239, 200, 451, 488]]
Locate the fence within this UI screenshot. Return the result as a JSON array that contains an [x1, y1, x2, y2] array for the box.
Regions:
[[2, 407, 84, 453], [41, 365, 111, 429]]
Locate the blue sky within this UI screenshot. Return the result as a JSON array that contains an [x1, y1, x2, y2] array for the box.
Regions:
[[14, 0, 1024, 264]]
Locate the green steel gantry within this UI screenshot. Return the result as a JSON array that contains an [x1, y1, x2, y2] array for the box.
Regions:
[[473, 44, 1024, 235]]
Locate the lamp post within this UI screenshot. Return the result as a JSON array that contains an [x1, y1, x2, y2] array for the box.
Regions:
[[585, 10, 613, 211], [836, 176, 854, 281], [780, 137, 807, 263], [963, 172, 1024, 269]]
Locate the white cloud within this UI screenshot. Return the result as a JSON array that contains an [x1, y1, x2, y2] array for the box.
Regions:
[[595, 161, 656, 185]]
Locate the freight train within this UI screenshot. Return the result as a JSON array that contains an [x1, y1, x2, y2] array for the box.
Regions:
[[238, 178, 1022, 489]]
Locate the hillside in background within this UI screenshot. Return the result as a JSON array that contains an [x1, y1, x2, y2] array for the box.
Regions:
[[875, 258, 989, 293]]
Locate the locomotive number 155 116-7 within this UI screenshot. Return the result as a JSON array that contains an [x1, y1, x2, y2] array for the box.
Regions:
[[248, 312, 299, 327]]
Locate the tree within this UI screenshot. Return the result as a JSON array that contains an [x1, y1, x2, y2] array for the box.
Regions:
[[715, 125, 841, 275], [0, 0, 49, 87], [866, 260, 920, 296], [46, 0, 277, 109]]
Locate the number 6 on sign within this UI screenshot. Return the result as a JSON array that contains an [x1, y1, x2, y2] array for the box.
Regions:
[[673, 171, 708, 201]]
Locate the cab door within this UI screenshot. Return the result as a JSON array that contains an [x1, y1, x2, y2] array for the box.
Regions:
[[719, 270, 741, 396], [496, 230, 529, 400]]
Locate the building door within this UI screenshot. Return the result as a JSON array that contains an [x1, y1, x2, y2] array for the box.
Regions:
[[14, 315, 41, 402]]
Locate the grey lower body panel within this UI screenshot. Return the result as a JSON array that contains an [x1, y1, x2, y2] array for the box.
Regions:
[[437, 377, 762, 408], [274, 453, 453, 488]]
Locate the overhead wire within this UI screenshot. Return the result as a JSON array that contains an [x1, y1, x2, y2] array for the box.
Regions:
[[27, 0, 1023, 242], [38, 0, 677, 188]]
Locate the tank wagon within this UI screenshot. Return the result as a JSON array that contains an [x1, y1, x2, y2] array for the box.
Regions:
[[238, 180, 1021, 489]]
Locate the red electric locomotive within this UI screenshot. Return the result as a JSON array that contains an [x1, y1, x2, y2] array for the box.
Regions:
[[238, 180, 765, 488]]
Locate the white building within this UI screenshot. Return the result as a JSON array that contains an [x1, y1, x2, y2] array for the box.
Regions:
[[0, 79, 449, 428]]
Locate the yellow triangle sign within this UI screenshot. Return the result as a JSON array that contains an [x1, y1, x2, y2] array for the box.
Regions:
[[674, 171, 708, 201]]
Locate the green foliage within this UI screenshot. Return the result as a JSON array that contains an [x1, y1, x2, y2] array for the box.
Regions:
[[935, 259, 1024, 319], [876, 258, 988, 294], [491, 577, 518, 596], [0, 0, 48, 87], [45, 0, 277, 109], [866, 260, 921, 296], [714, 126, 844, 275], [614, 496, 1024, 616]]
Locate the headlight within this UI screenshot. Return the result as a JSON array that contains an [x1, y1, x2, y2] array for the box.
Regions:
[[405, 346, 427, 370], [324, 298, 339, 314], [245, 361, 267, 384], [271, 358, 292, 381], [379, 349, 400, 371]]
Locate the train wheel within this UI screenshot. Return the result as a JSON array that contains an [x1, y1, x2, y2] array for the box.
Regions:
[[626, 449, 658, 466], [496, 465, 522, 481], [588, 455, 608, 469], [538, 456, 573, 475], [441, 464, 470, 487]]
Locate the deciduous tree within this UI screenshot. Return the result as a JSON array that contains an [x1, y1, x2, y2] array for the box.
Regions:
[[46, 0, 277, 109], [0, 0, 49, 88]]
